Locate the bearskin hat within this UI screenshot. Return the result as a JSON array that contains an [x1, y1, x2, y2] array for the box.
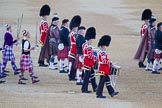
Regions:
[[69, 15, 81, 30], [98, 35, 111, 47], [85, 27, 96, 40], [39, 4, 51, 16], [141, 9, 152, 20]]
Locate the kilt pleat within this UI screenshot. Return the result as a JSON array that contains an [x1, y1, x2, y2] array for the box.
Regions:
[[2, 45, 15, 61], [20, 54, 33, 71], [58, 46, 69, 59]]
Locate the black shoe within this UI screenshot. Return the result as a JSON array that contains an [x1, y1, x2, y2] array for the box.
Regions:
[[0, 80, 5, 84], [39, 63, 48, 67], [69, 78, 77, 81], [111, 91, 119, 97], [152, 71, 160, 74], [96, 95, 106, 98], [76, 82, 83, 85], [138, 62, 146, 68], [60, 70, 68, 73], [14, 71, 20, 75], [32, 80, 40, 84], [82, 90, 92, 93], [33, 76, 38, 79], [21, 77, 28, 80], [93, 88, 98, 92], [18, 81, 26, 85]]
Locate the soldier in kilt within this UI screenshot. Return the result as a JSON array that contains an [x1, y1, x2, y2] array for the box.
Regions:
[[96, 35, 119, 98], [152, 22, 162, 74], [0, 24, 19, 78], [18, 30, 39, 84], [145, 17, 156, 71], [58, 19, 70, 73], [68, 15, 81, 81], [48, 16, 60, 70], [74, 26, 86, 85]]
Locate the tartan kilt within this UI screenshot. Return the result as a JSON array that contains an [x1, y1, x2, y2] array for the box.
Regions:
[[20, 54, 33, 72], [2, 45, 15, 61], [58, 46, 69, 59], [74, 54, 83, 69]]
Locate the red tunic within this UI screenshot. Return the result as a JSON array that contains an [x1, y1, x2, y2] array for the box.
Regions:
[[39, 19, 48, 44], [140, 23, 148, 37], [69, 31, 77, 55], [82, 41, 97, 67], [98, 49, 110, 75]]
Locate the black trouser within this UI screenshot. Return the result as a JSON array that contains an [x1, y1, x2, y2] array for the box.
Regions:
[[69, 58, 76, 80], [96, 75, 114, 96], [38, 46, 45, 64], [81, 67, 97, 92]]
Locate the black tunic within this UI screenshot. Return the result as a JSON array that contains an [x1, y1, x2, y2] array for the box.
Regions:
[[76, 34, 85, 54], [155, 30, 162, 50], [59, 26, 70, 46]]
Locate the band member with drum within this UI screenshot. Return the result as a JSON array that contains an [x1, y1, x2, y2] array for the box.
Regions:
[[96, 35, 119, 98], [152, 22, 162, 74], [47, 16, 60, 70], [0, 24, 19, 78], [134, 9, 152, 68], [75, 26, 86, 85], [38, 4, 50, 67], [18, 30, 39, 84], [81, 27, 97, 93], [68, 15, 81, 81], [58, 19, 70, 73]]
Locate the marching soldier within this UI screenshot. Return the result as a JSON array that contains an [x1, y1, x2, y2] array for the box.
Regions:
[[58, 19, 70, 73], [96, 35, 119, 98], [68, 15, 81, 81], [81, 27, 97, 93], [38, 4, 50, 67], [75, 26, 86, 85]]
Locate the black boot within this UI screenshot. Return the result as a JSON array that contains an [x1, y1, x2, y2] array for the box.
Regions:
[[138, 62, 146, 68]]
